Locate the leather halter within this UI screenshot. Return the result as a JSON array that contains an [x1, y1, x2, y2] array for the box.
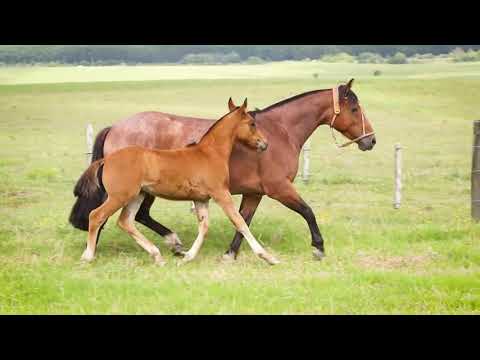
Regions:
[[330, 86, 375, 148]]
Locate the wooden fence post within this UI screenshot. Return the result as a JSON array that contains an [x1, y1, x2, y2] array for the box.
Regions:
[[472, 121, 480, 221], [394, 143, 402, 209], [86, 123, 94, 166], [302, 139, 311, 184]]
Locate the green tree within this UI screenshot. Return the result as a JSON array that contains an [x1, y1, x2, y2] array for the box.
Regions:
[[387, 52, 408, 64]]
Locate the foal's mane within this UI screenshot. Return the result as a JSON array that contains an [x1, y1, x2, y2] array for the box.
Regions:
[[192, 106, 241, 146]]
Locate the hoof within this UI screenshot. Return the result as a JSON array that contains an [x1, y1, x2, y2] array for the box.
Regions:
[[180, 251, 195, 264], [80, 250, 94, 263], [312, 248, 325, 261], [165, 233, 185, 256], [164, 233, 183, 252], [221, 252, 236, 263], [172, 245, 185, 257], [258, 252, 280, 265]]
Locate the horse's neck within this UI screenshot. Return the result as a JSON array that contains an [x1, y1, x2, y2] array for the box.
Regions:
[[260, 91, 332, 151], [197, 117, 238, 160]]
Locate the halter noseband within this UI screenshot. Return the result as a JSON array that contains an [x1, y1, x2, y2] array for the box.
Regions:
[[330, 86, 375, 148]]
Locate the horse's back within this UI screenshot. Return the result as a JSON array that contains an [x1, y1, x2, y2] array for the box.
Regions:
[[103, 111, 214, 157]]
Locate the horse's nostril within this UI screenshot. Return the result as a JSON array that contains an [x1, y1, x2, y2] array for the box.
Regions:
[[372, 137, 376, 145]]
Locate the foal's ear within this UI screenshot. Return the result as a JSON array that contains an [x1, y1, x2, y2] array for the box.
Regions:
[[344, 78, 355, 98], [228, 97, 236, 112], [241, 98, 248, 110]]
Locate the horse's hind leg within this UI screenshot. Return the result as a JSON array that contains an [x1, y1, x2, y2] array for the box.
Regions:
[[118, 193, 166, 266], [81, 197, 123, 262], [181, 200, 209, 264], [135, 193, 184, 256]]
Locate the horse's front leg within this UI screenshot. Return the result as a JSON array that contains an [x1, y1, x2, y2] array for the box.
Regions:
[[213, 191, 279, 265], [223, 194, 263, 261], [267, 181, 325, 260], [134, 193, 184, 256]]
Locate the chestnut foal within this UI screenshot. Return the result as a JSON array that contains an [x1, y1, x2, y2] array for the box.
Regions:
[[75, 98, 279, 266]]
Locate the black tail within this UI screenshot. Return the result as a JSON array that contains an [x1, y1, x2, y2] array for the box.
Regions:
[[91, 127, 111, 162], [68, 127, 111, 231]]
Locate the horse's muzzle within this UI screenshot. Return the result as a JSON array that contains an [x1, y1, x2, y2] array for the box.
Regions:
[[358, 135, 376, 151]]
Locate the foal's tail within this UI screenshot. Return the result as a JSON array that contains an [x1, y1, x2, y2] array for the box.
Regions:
[[68, 127, 111, 231]]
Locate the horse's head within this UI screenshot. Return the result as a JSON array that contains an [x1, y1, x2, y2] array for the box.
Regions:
[[228, 97, 268, 152], [331, 79, 376, 151]]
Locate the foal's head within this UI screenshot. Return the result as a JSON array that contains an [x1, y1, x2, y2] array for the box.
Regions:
[[332, 79, 376, 151], [228, 98, 268, 152]]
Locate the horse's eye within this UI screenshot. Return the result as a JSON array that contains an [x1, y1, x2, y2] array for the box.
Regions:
[[250, 122, 256, 128], [352, 108, 358, 113]]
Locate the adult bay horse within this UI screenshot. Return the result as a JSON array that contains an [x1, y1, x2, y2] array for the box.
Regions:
[[74, 98, 278, 265], [69, 79, 376, 261]]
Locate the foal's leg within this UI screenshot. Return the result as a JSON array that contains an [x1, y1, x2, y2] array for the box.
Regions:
[[223, 194, 263, 261], [267, 181, 325, 260], [135, 193, 184, 256], [181, 201, 209, 264], [118, 193, 166, 266], [213, 191, 279, 265], [81, 197, 123, 262]]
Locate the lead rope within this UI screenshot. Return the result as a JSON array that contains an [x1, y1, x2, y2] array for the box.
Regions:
[[329, 86, 375, 148]]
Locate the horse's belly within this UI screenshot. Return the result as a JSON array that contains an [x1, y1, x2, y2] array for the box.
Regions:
[[142, 181, 210, 202]]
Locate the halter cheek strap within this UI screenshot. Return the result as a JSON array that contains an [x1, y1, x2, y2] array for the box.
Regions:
[[330, 86, 375, 148]]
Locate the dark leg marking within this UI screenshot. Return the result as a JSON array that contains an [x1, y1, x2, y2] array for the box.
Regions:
[[135, 193, 175, 237], [95, 218, 108, 245], [269, 183, 325, 257]]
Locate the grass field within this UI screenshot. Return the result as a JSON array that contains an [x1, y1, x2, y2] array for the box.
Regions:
[[0, 61, 479, 314]]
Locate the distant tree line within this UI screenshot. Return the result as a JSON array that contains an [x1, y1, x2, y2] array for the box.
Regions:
[[1, 45, 480, 65]]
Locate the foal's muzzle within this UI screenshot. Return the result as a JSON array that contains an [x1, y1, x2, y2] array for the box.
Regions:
[[257, 140, 268, 152], [358, 135, 376, 151]]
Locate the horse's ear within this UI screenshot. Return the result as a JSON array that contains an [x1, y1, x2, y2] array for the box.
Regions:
[[344, 78, 354, 98], [228, 97, 236, 112], [241, 98, 248, 110]]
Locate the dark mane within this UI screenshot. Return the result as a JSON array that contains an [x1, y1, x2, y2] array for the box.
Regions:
[[251, 89, 328, 114], [250, 85, 359, 115]]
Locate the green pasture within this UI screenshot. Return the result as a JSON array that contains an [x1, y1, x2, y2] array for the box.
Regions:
[[0, 61, 479, 314]]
